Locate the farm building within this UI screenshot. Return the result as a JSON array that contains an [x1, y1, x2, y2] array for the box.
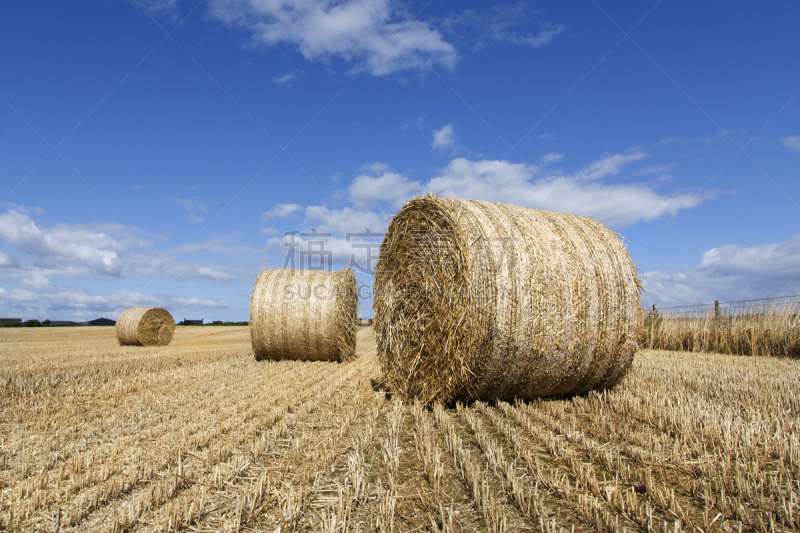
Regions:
[[88, 317, 116, 326], [0, 318, 21, 325], [182, 319, 203, 325]]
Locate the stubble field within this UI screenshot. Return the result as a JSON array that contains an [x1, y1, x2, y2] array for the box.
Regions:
[[1, 326, 798, 533]]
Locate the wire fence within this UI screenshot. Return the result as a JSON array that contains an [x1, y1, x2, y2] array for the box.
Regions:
[[644, 294, 800, 317]]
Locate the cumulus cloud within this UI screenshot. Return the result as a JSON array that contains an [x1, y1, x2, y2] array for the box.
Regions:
[[0, 251, 18, 267], [432, 124, 455, 151], [0, 207, 275, 321], [334, 151, 712, 229], [4, 202, 44, 216], [207, 0, 457, 75], [781, 135, 800, 152], [642, 235, 800, 306], [427, 154, 708, 229], [0, 207, 259, 288], [262, 203, 303, 220], [541, 152, 563, 164], [305, 205, 387, 234], [348, 169, 422, 208], [272, 73, 296, 85], [0, 209, 131, 278]]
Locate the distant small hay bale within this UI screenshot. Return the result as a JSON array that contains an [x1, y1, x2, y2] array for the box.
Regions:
[[358, 318, 374, 326], [250, 269, 358, 362], [116, 307, 175, 346], [374, 195, 641, 404]]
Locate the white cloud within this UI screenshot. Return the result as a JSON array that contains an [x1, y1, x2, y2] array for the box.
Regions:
[[262, 203, 303, 220], [510, 25, 566, 48], [423, 154, 707, 228], [361, 162, 390, 173], [0, 208, 260, 288], [572, 151, 648, 181], [0, 285, 226, 319], [3, 203, 44, 216], [541, 152, 563, 164], [781, 135, 800, 152], [195, 266, 235, 281], [432, 124, 455, 151], [305, 205, 387, 234], [137, 0, 180, 16], [0, 251, 17, 267], [348, 170, 422, 208], [0, 209, 129, 277], [272, 73, 296, 85], [332, 152, 711, 229], [439, 6, 565, 51], [161, 196, 209, 222], [172, 296, 227, 308], [642, 235, 800, 306], [634, 163, 674, 176], [208, 0, 457, 76]]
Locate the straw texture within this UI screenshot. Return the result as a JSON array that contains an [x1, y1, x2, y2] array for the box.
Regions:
[[116, 307, 175, 346], [374, 195, 641, 404], [250, 269, 358, 362]]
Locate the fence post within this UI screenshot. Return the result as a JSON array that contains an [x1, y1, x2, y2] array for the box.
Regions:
[[714, 300, 720, 318], [652, 304, 657, 314]]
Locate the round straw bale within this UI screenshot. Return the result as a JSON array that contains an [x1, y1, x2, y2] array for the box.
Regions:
[[374, 195, 641, 403], [250, 268, 358, 362], [116, 307, 175, 346]]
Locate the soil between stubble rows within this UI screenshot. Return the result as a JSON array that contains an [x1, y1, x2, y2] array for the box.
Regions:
[[1, 326, 798, 533]]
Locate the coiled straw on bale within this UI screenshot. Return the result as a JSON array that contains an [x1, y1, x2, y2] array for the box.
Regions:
[[250, 269, 358, 362], [374, 195, 641, 404], [116, 307, 175, 346]]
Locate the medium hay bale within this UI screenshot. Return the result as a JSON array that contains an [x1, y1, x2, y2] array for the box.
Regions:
[[116, 307, 175, 346], [250, 268, 358, 362], [374, 195, 641, 403]]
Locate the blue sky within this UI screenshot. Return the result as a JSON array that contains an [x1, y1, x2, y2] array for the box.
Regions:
[[1, 0, 798, 321]]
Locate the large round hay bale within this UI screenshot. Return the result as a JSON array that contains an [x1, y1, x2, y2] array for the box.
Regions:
[[116, 307, 175, 346], [250, 269, 358, 362], [374, 195, 641, 403]]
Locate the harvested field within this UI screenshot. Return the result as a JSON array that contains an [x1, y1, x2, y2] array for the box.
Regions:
[[1, 327, 798, 532]]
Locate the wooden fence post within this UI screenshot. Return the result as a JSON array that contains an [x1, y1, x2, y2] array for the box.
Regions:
[[714, 300, 720, 318]]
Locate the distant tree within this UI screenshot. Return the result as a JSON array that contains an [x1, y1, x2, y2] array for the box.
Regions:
[[23, 319, 42, 327]]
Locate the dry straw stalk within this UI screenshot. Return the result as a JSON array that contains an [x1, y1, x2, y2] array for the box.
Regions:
[[116, 307, 175, 346], [250, 268, 358, 362], [374, 195, 641, 403]]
